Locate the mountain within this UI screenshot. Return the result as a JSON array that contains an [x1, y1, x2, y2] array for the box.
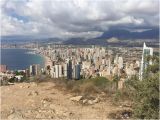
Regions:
[[1, 35, 62, 44], [63, 38, 86, 45], [1, 28, 159, 46], [98, 28, 159, 39], [63, 28, 159, 47]]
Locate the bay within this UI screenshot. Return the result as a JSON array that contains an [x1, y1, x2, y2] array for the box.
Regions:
[[1, 48, 45, 70]]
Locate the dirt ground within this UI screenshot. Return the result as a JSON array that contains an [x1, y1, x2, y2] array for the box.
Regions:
[[1, 81, 131, 119]]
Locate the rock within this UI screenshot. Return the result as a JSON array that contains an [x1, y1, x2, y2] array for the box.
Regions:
[[48, 116, 54, 119], [82, 99, 88, 104], [36, 113, 46, 118], [70, 96, 83, 102], [88, 100, 93, 105], [8, 82, 14, 85], [100, 92, 106, 97], [31, 82, 38, 87], [50, 104, 55, 109], [55, 110, 67, 118], [26, 85, 30, 88], [10, 108, 15, 114], [28, 91, 38, 96], [122, 101, 132, 107], [27, 110, 32, 114], [20, 85, 30, 88], [92, 98, 99, 103], [8, 112, 23, 119], [41, 98, 53, 107]]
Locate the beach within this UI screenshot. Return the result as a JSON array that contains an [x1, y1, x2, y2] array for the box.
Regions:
[[44, 56, 52, 67]]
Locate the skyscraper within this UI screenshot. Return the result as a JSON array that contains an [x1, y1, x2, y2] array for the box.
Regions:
[[67, 60, 72, 79], [29, 64, 40, 76], [74, 64, 81, 80], [0, 65, 7, 73], [63, 63, 68, 77], [55, 65, 59, 78], [139, 43, 153, 80], [51, 64, 62, 78], [118, 57, 123, 69]]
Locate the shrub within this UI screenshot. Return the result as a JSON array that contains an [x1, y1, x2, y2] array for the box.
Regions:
[[66, 80, 76, 90], [132, 72, 159, 119], [92, 77, 109, 88], [71, 85, 81, 93], [79, 82, 100, 94]]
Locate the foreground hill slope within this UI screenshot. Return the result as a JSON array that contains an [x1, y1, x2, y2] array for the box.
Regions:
[[1, 81, 131, 119]]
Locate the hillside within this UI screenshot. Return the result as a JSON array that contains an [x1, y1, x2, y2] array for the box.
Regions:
[[1, 80, 131, 119]]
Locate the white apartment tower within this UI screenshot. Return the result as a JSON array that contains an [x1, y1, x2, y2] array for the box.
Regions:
[[139, 43, 153, 80]]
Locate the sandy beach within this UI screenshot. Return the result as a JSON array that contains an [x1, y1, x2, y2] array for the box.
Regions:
[[44, 56, 52, 67]]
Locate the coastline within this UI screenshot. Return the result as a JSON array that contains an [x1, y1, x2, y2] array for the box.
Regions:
[[1, 48, 45, 70], [42, 54, 52, 68], [1, 47, 52, 69], [34, 49, 52, 68]]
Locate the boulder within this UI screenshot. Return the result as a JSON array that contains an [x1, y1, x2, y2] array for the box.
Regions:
[[70, 96, 83, 102], [82, 99, 88, 104], [28, 91, 39, 96], [92, 98, 99, 103], [87, 100, 94, 105], [8, 112, 23, 119]]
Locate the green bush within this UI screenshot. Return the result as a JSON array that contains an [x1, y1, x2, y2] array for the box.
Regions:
[[132, 72, 159, 119], [66, 80, 75, 90], [92, 77, 109, 88], [66, 77, 110, 94], [123, 55, 159, 119], [79, 82, 100, 94]]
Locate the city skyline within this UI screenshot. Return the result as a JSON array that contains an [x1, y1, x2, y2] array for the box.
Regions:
[[0, 1, 159, 119]]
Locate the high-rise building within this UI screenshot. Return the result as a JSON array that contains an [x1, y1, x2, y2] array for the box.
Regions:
[[55, 65, 59, 78], [59, 65, 62, 77], [114, 54, 118, 64], [67, 60, 72, 79], [74, 64, 81, 80], [63, 63, 67, 77], [25, 69, 30, 77], [50, 66, 55, 78], [139, 43, 153, 80], [29, 64, 40, 76], [118, 57, 123, 69], [52, 64, 63, 78], [0, 65, 7, 73]]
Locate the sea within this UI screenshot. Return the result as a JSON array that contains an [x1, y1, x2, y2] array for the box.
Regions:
[[1, 48, 45, 70]]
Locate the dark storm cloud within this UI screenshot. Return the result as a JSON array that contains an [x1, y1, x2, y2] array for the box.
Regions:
[[1, 0, 159, 39]]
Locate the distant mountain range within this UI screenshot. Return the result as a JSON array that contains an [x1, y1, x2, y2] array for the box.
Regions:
[[63, 28, 159, 46], [98, 28, 159, 39], [1, 35, 62, 44], [1, 28, 159, 46]]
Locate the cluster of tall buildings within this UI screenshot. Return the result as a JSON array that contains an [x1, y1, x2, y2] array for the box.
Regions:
[[29, 64, 40, 76], [37, 43, 153, 81], [50, 59, 81, 80], [0, 43, 154, 84], [0, 64, 40, 82]]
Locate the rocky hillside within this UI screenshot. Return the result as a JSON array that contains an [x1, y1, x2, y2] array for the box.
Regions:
[[1, 80, 132, 119]]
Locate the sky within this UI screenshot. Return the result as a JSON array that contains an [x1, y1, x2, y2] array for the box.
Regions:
[[1, 0, 159, 39]]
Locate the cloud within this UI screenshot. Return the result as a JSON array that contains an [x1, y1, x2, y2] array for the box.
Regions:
[[1, 0, 159, 39]]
